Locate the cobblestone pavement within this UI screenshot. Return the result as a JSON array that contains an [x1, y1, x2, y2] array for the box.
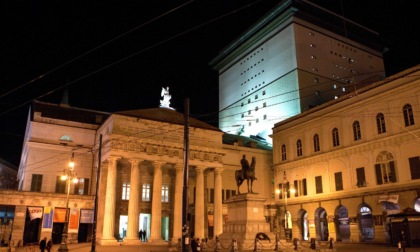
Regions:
[[10, 241, 420, 252]]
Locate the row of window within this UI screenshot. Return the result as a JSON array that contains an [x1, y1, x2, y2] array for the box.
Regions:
[[278, 155, 420, 198], [281, 104, 415, 160], [30, 174, 89, 195]]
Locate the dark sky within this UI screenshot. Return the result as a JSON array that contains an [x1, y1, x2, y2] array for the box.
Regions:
[[0, 0, 418, 167]]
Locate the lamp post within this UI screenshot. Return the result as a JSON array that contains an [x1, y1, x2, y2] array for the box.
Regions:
[[58, 153, 78, 252], [276, 171, 295, 241]]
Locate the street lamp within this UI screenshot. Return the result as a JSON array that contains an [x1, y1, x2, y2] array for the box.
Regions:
[[57, 153, 78, 252], [276, 171, 295, 240]]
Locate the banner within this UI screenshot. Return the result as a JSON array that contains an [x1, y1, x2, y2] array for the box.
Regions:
[[80, 209, 94, 224], [28, 207, 43, 220], [53, 208, 67, 222], [378, 195, 399, 204], [68, 208, 80, 233], [42, 207, 54, 230]]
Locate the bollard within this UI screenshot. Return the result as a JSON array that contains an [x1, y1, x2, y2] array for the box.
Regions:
[[310, 238, 316, 250], [293, 238, 299, 250], [329, 238, 334, 249], [231, 239, 238, 251]]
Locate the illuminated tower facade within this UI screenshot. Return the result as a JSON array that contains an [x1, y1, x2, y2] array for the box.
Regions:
[[210, 0, 386, 143]]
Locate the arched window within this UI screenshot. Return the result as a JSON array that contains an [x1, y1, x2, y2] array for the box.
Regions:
[[403, 104, 415, 126], [352, 121, 361, 141], [296, 139, 302, 157], [281, 144, 287, 161], [332, 128, 340, 147], [376, 113, 386, 134], [313, 134, 320, 152], [375, 151, 396, 184]]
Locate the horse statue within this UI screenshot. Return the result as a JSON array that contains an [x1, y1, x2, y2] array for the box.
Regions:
[[235, 155, 257, 194]]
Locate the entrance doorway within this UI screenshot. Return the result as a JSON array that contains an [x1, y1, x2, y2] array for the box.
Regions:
[[315, 207, 329, 241], [162, 217, 169, 241], [358, 204, 374, 241], [139, 213, 151, 241], [119, 215, 128, 240], [300, 210, 309, 241]]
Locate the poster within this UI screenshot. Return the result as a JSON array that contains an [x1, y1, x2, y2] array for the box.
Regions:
[[42, 207, 54, 230], [80, 209, 94, 224], [28, 207, 43, 220], [68, 208, 80, 233], [53, 208, 67, 222]]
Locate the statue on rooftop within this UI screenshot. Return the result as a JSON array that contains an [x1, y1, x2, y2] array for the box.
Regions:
[[160, 86, 174, 109]]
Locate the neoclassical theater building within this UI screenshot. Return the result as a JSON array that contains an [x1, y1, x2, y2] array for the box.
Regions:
[[9, 97, 273, 246]]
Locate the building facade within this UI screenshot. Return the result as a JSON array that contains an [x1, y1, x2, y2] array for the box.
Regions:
[[211, 0, 385, 142], [4, 99, 272, 247], [271, 65, 420, 244]]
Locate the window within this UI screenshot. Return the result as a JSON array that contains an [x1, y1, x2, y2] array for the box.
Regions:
[[403, 104, 415, 126], [294, 179, 307, 197], [409, 156, 420, 180], [332, 128, 340, 147], [296, 139, 302, 157], [223, 189, 236, 202], [281, 144, 287, 161], [208, 188, 214, 203], [376, 113, 386, 134], [353, 121, 361, 141], [162, 185, 169, 203], [278, 182, 290, 199], [315, 176, 323, 194], [334, 172, 343, 191], [142, 184, 151, 202], [75, 178, 89, 195], [356, 167, 366, 187], [375, 151, 396, 185], [30, 174, 43, 192], [122, 182, 130, 200], [313, 134, 320, 152], [55, 176, 66, 193]]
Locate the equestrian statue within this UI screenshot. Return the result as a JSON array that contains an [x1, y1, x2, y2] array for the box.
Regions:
[[235, 155, 257, 194]]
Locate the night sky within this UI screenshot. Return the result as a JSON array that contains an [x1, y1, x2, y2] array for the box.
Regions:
[[1, 0, 418, 167]]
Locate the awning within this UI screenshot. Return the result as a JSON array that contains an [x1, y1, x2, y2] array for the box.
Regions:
[[390, 217, 405, 223], [407, 217, 420, 222], [378, 195, 399, 204]]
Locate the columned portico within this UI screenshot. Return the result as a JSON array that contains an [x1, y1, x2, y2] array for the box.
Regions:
[[213, 167, 224, 236], [101, 156, 120, 244], [194, 166, 205, 239], [150, 161, 165, 243], [124, 159, 141, 244], [172, 163, 184, 241]]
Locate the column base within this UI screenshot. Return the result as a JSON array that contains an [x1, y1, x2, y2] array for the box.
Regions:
[[122, 238, 142, 245], [98, 238, 119, 245]]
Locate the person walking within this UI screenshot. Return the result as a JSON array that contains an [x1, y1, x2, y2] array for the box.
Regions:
[[191, 237, 198, 252], [46, 238, 53, 252], [39, 237, 47, 252], [139, 230, 143, 241]]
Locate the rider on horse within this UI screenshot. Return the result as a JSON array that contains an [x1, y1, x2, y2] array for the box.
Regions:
[[240, 154, 250, 178]]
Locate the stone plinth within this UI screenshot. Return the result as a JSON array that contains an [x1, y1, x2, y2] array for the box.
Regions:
[[218, 193, 274, 250]]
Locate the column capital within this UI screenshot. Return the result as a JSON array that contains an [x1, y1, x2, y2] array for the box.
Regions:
[[214, 167, 224, 173], [173, 162, 184, 170], [195, 166, 206, 172], [128, 158, 142, 165]]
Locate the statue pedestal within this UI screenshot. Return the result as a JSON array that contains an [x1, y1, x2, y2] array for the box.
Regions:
[[218, 193, 274, 250]]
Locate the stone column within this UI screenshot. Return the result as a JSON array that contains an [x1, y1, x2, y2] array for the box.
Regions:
[[214, 167, 224, 236], [150, 161, 164, 242], [172, 163, 184, 241], [194, 166, 205, 239], [125, 159, 141, 242], [102, 156, 120, 242]]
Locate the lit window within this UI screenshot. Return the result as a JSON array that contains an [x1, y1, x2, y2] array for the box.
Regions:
[[376, 113, 386, 134], [142, 184, 151, 202], [403, 104, 415, 126], [122, 182, 130, 200], [332, 128, 340, 147], [162, 185, 169, 203], [375, 151, 396, 184], [353, 121, 361, 141], [281, 144, 287, 161], [296, 139, 302, 157], [313, 134, 320, 152]]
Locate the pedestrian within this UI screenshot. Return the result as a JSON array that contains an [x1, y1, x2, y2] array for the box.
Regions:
[[139, 229, 143, 241], [196, 238, 201, 251], [191, 237, 198, 252], [46, 238, 53, 252], [142, 230, 147, 241], [39, 237, 47, 252]]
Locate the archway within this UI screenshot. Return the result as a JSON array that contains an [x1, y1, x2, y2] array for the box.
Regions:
[[299, 210, 310, 241], [315, 207, 329, 241], [358, 204, 374, 241], [335, 205, 350, 242]]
